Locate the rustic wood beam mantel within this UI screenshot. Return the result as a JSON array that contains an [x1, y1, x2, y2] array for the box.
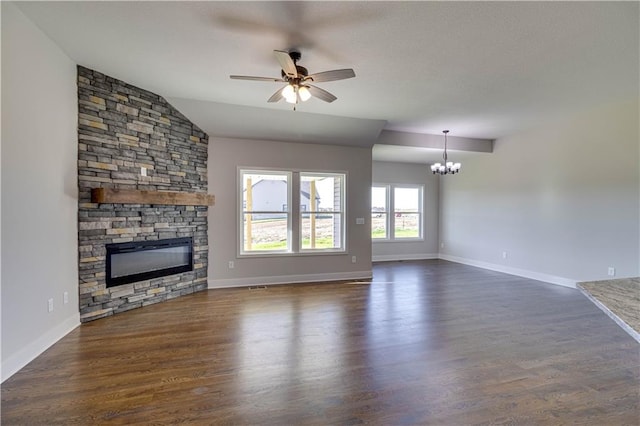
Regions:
[[91, 188, 215, 206]]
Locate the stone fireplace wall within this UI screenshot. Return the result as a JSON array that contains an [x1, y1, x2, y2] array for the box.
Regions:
[[77, 66, 209, 322]]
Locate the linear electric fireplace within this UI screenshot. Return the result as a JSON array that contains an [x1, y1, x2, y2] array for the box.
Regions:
[[105, 237, 193, 288]]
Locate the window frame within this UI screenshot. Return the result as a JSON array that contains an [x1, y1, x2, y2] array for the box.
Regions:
[[239, 168, 292, 256], [238, 167, 347, 257], [299, 172, 346, 253], [372, 183, 424, 242], [392, 185, 423, 240], [371, 184, 390, 241]]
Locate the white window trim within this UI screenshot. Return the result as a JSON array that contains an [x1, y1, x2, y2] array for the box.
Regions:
[[372, 183, 424, 242], [299, 171, 346, 254], [238, 167, 348, 257], [371, 184, 391, 241], [238, 168, 292, 256]]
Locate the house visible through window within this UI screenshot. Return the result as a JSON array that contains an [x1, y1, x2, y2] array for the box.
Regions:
[[240, 169, 345, 255], [300, 173, 344, 251], [371, 184, 423, 240], [241, 170, 291, 252]]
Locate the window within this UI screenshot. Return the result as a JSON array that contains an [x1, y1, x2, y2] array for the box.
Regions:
[[240, 169, 345, 255], [241, 170, 291, 253], [300, 173, 344, 251], [371, 185, 389, 239], [371, 184, 423, 240], [393, 186, 421, 239]]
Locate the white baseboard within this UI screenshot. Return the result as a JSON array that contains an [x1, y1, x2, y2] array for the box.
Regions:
[[209, 270, 373, 289], [1, 313, 80, 383], [438, 254, 577, 288], [372, 253, 439, 262]]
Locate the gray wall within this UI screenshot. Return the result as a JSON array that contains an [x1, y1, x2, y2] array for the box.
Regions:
[[208, 137, 372, 287], [1, 3, 79, 380], [439, 99, 640, 285], [372, 161, 440, 261]]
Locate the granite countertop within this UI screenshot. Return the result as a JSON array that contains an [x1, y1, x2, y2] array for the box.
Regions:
[[578, 277, 640, 343]]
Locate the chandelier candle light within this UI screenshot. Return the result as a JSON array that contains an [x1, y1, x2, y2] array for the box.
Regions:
[[430, 130, 461, 175]]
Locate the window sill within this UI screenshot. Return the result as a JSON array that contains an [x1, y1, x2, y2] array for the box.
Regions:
[[238, 250, 347, 259], [373, 238, 425, 243]]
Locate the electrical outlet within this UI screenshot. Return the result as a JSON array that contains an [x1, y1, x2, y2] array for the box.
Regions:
[[48, 298, 54, 312], [351, 256, 357, 263], [228, 261, 235, 269], [440, 242, 445, 249], [63, 292, 69, 304], [502, 251, 508, 259], [141, 167, 147, 176], [607, 267, 615, 277]]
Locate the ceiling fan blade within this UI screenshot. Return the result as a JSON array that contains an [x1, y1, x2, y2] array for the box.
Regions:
[[267, 86, 286, 103], [274, 50, 298, 78], [230, 75, 284, 82], [307, 85, 337, 103], [305, 68, 355, 83]]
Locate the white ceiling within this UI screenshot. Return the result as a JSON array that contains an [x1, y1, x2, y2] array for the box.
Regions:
[[15, 1, 639, 162]]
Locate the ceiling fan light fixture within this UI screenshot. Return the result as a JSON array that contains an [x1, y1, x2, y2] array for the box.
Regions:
[[298, 85, 311, 102], [282, 84, 296, 102], [230, 50, 355, 106]]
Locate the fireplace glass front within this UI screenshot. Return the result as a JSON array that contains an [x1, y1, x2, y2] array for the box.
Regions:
[[105, 237, 193, 288]]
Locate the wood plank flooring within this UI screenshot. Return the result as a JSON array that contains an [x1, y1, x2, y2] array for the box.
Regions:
[[2, 260, 639, 425]]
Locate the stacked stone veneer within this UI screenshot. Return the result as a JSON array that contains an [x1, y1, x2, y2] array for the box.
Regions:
[[77, 66, 209, 322]]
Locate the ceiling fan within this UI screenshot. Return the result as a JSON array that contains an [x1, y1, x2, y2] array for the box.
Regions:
[[230, 50, 355, 106]]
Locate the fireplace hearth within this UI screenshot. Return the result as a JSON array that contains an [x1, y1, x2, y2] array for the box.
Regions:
[[106, 237, 193, 288]]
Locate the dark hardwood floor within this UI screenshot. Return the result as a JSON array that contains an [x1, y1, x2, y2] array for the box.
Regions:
[[2, 260, 638, 425]]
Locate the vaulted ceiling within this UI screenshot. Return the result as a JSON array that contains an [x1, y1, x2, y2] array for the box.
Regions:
[[15, 1, 639, 162]]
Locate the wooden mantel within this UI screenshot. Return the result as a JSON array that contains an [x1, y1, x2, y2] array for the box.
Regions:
[[91, 188, 215, 207]]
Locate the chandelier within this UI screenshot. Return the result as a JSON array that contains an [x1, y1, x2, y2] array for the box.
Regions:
[[430, 130, 461, 175]]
